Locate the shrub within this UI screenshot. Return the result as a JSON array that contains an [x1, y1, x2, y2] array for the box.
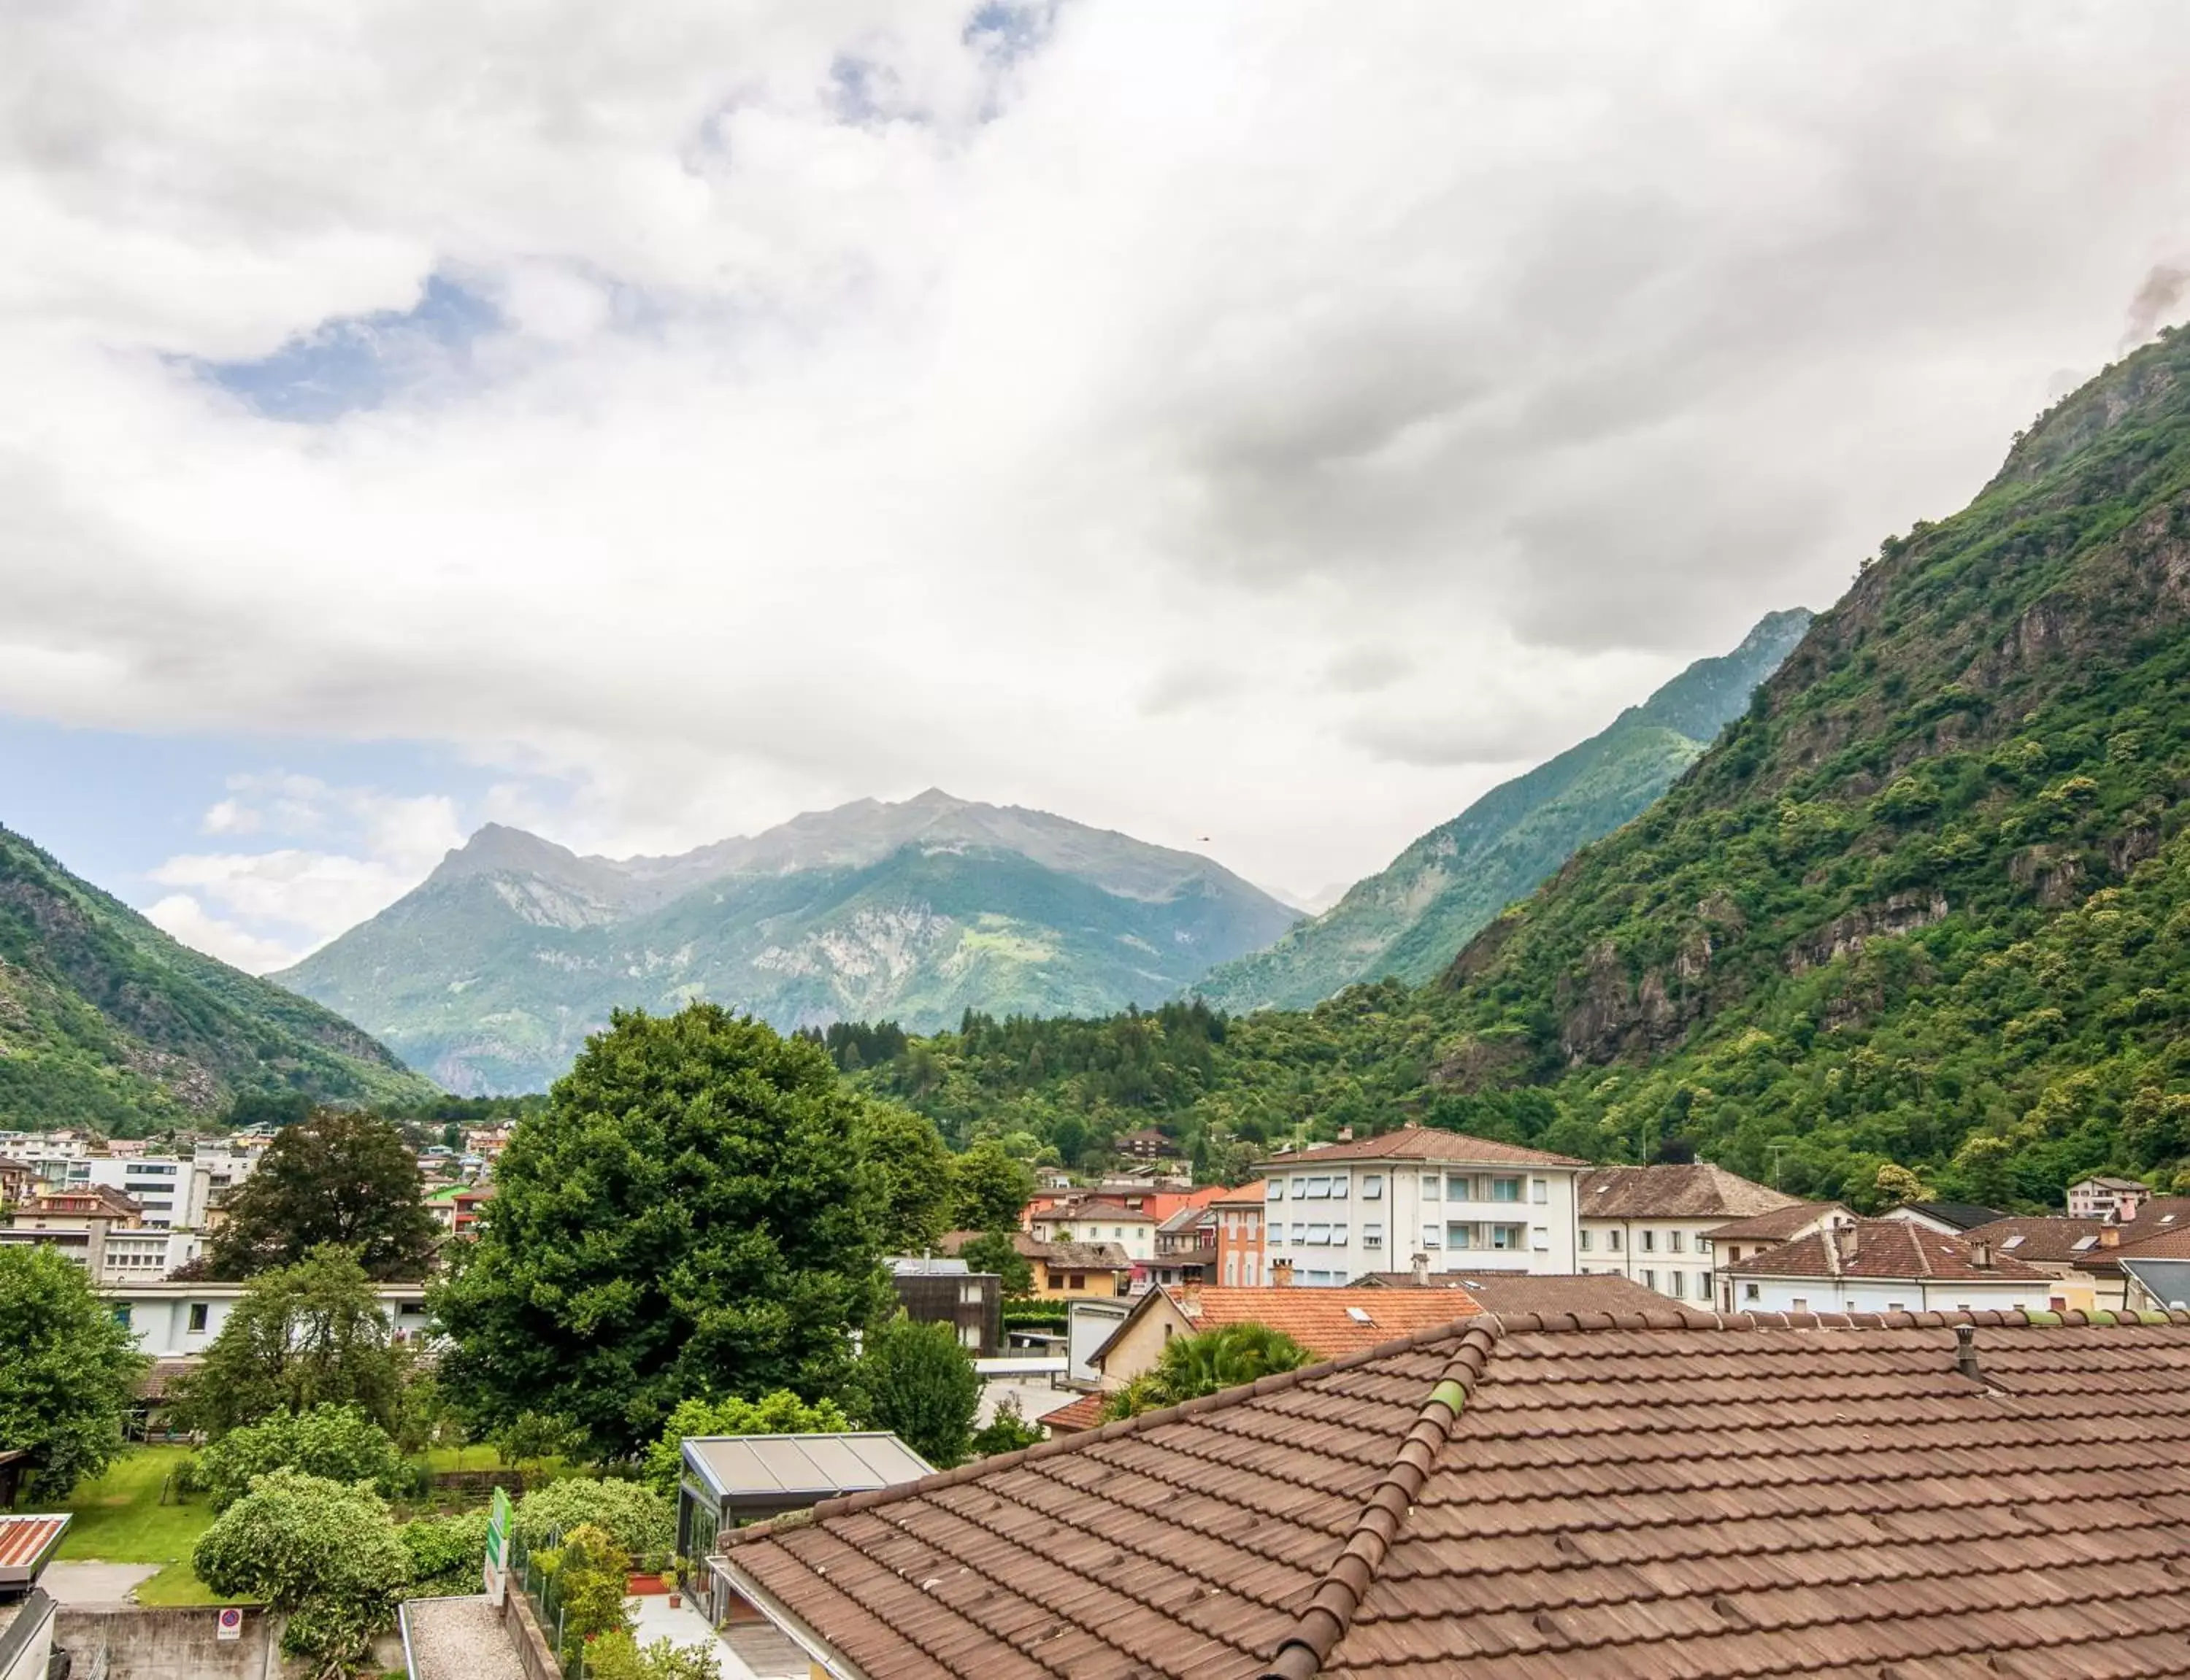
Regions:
[[396, 1510, 491, 1597], [198, 1405, 408, 1512], [511, 1478, 673, 1558]]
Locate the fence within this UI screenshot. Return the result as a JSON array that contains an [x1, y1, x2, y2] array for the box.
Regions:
[[509, 1522, 607, 1680]]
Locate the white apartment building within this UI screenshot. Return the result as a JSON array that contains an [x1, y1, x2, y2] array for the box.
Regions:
[[1261, 1125, 1586, 1287], [1723, 1220, 2059, 1316], [103, 1280, 433, 1358], [1575, 1162, 1801, 1307], [1029, 1203, 1158, 1262]]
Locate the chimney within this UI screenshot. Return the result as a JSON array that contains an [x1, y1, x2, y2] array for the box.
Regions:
[[2099, 1226, 2121, 1249], [1180, 1282, 1201, 1316], [1271, 1258, 1294, 1288], [1843, 1227, 1859, 1260], [1955, 1325, 1981, 1382], [1972, 1239, 1993, 1270], [1411, 1252, 1430, 1287]]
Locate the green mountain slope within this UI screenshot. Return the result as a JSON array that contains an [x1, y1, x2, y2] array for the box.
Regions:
[[276, 791, 1301, 1095], [838, 325, 2190, 1212], [0, 822, 437, 1131], [1192, 610, 1811, 1012]]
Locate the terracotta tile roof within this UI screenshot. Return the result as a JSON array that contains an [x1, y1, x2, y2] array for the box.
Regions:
[[1577, 1163, 1798, 1220], [1704, 1200, 1848, 1242], [718, 1309, 2190, 1680], [937, 1232, 1132, 1271], [1211, 1181, 1267, 1208], [1958, 1216, 2114, 1265], [1276, 1126, 1585, 1168], [1034, 1392, 1110, 1435], [1164, 1285, 1481, 1357], [1727, 1219, 2053, 1282], [1432, 1273, 1668, 1315], [2119, 1197, 2190, 1236], [1040, 1198, 1159, 1224], [2115, 1225, 2190, 1262]]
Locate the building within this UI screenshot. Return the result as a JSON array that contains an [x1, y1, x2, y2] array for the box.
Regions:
[[1575, 1162, 1797, 1306], [1088, 1283, 1482, 1390], [883, 1257, 1002, 1355], [1028, 1198, 1159, 1263], [101, 1279, 432, 1358], [1880, 1200, 2008, 1236], [0, 1184, 146, 1275], [1145, 1205, 1216, 1288], [1115, 1127, 1175, 1162], [425, 1182, 494, 1238], [1724, 1219, 2058, 1314], [1259, 1124, 1587, 1286], [938, 1230, 1132, 1300], [715, 1309, 2190, 1679], [1210, 1182, 1266, 1288], [0, 1514, 67, 1680], [1702, 1201, 1851, 1296], [1956, 1215, 2129, 1311], [2067, 1174, 2151, 1219], [1353, 1268, 1668, 1316], [0, 1162, 33, 1206]]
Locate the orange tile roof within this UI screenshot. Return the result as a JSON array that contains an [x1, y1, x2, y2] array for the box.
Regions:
[[1160, 1284, 1482, 1358], [721, 1309, 2190, 1679], [1034, 1392, 1110, 1435]]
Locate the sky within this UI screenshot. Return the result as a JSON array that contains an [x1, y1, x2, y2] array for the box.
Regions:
[[4, 1, 2190, 974]]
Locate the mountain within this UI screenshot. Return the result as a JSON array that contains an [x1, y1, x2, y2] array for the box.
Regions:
[[838, 325, 2190, 1212], [275, 790, 1302, 1094], [1191, 609, 1813, 1012], [0, 822, 437, 1132]]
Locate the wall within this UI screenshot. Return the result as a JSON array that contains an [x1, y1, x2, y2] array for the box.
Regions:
[[53, 1605, 288, 1680], [1087, 1295, 1189, 1391], [0, 1593, 56, 1680], [1263, 1163, 1583, 1286], [104, 1285, 431, 1358], [1578, 1217, 1720, 1306], [1729, 1277, 2056, 1315]]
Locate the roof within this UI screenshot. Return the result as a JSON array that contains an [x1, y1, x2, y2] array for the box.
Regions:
[[2124, 1256, 2190, 1308], [1576, 1163, 1797, 1221], [1429, 1273, 1669, 1315], [1040, 1199, 1159, 1225], [1891, 1201, 2008, 1232], [682, 1434, 934, 1511], [1956, 1216, 2113, 1265], [718, 1309, 2190, 1680], [937, 1232, 1132, 1271], [1702, 1200, 1848, 1241], [1276, 1125, 1585, 1168], [2116, 1225, 2190, 1262], [1093, 1285, 1481, 1369], [0, 1514, 68, 1584], [885, 1256, 972, 1276], [2120, 1197, 2190, 1235], [1034, 1392, 1110, 1435], [1726, 1219, 2052, 1283], [1156, 1206, 1215, 1237], [1211, 1181, 1267, 1208], [2072, 1175, 2148, 1191]]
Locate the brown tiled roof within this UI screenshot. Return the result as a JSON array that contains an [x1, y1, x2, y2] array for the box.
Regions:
[[1276, 1126, 1585, 1168], [718, 1309, 2190, 1679], [1034, 1392, 1110, 1435], [1040, 1198, 1159, 1223], [1728, 1219, 2053, 1282], [1161, 1285, 1480, 1359], [1211, 1180, 1267, 1208], [937, 1231, 1132, 1271], [2115, 1225, 2190, 1262], [1704, 1200, 1848, 1242], [1433, 1272, 1667, 1314], [1577, 1162, 1798, 1220], [2119, 1197, 2190, 1235], [1958, 1216, 2113, 1265], [1346, 1271, 1484, 1290]]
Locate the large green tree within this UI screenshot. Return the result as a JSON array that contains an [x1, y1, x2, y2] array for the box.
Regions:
[[856, 1103, 957, 1254], [854, 1314, 979, 1470], [434, 1006, 888, 1461], [0, 1245, 146, 1498], [950, 1141, 1034, 1233], [208, 1110, 437, 1281], [193, 1469, 412, 1680], [177, 1246, 408, 1436]]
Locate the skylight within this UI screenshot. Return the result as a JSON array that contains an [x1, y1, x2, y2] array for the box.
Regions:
[[1345, 1307, 1375, 1325], [2071, 1236, 2097, 1251], [2001, 1235, 2025, 1249]]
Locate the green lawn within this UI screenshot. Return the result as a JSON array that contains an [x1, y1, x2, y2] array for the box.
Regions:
[[54, 1446, 209, 1564]]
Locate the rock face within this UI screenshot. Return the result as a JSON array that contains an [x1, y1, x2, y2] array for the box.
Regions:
[[1191, 609, 1812, 1012], [0, 820, 433, 1130], [276, 790, 1300, 1094]]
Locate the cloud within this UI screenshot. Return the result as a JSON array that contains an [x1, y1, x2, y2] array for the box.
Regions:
[[145, 893, 304, 973], [5, 0, 2190, 914], [2124, 263, 2190, 349]]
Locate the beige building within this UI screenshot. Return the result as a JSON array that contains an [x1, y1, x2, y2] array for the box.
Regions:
[[1576, 1163, 1799, 1306], [1028, 1198, 1158, 1263]]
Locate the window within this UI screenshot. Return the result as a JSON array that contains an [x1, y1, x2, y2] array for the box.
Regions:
[[1332, 1223, 1348, 1245], [1641, 1230, 1657, 1253], [1363, 1175, 1383, 1201], [1791, 1298, 1808, 1313], [1113, 1227, 1124, 1239], [1668, 1230, 1685, 1254], [1247, 1213, 1259, 1237], [1331, 1173, 1349, 1200], [188, 1303, 209, 1333], [958, 1325, 981, 1349], [1491, 1177, 1521, 1203], [1665, 1273, 1683, 1299], [1448, 1224, 1474, 1251], [1421, 1226, 1442, 1249], [1607, 1230, 1624, 1253], [1699, 1271, 1713, 1298], [1490, 1224, 1524, 1251], [1291, 1223, 1306, 1244], [1306, 1224, 1332, 1246], [1068, 1274, 1086, 1290], [1267, 1181, 1285, 1201], [1362, 1223, 1384, 1250], [1225, 1257, 1238, 1284], [1225, 1214, 1238, 1237], [1447, 1174, 1472, 1201], [959, 1282, 984, 1306], [1245, 1257, 1259, 1285], [1531, 1177, 1548, 1205], [1422, 1173, 1440, 1201], [111, 1304, 132, 1327], [1302, 1176, 1330, 1200], [1268, 1227, 1283, 1247], [1532, 1225, 1549, 1252], [1744, 1282, 1761, 1302], [1887, 1302, 1905, 1313], [1640, 1269, 1656, 1290], [1579, 1229, 1594, 1252]]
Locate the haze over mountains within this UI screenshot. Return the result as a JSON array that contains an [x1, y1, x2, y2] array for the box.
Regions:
[[276, 790, 1302, 1093], [1193, 609, 1813, 1013]]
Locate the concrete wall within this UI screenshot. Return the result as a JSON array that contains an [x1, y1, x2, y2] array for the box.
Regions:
[[0, 1593, 56, 1680], [53, 1605, 289, 1680]]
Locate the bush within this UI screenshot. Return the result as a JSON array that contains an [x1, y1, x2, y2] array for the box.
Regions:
[[587, 1632, 724, 1680], [853, 1314, 978, 1469], [397, 1510, 491, 1597], [642, 1391, 853, 1498], [968, 1398, 1044, 1458], [539, 1523, 630, 1658], [198, 1405, 409, 1512], [511, 1478, 673, 1558]]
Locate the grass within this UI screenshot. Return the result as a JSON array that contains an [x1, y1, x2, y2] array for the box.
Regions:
[[53, 1444, 234, 1606]]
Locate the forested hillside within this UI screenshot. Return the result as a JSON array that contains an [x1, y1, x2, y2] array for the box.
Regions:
[[1192, 608, 1810, 1011], [839, 326, 2190, 1214], [0, 822, 437, 1131]]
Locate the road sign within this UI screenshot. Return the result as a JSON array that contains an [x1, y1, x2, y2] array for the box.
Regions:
[[483, 1484, 512, 1603], [216, 1608, 242, 1642]]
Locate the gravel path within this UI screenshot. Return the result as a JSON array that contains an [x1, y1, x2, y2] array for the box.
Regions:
[[402, 1595, 529, 1680]]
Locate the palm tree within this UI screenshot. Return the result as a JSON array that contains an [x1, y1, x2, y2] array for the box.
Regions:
[[1104, 1322, 1314, 1419]]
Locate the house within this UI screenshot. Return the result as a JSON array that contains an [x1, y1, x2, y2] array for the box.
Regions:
[[1575, 1162, 1797, 1306], [677, 1433, 931, 1621], [100, 1279, 432, 1358], [1724, 1219, 2058, 1314], [0, 1184, 147, 1276], [1145, 1206, 1215, 1288], [937, 1230, 1132, 1300], [1210, 1182, 1267, 1288], [0, 1513, 68, 1680], [1956, 1215, 2129, 1311], [1115, 1127, 1175, 1162], [2067, 1174, 2151, 1219], [1702, 1201, 1852, 1296], [883, 1257, 1002, 1356], [1880, 1200, 2008, 1235], [424, 1182, 494, 1238], [80, 1157, 199, 1228], [1259, 1123, 1588, 1286], [1027, 1198, 1159, 1263], [715, 1308, 2190, 1679], [0, 1162, 33, 1206], [1088, 1283, 1481, 1390]]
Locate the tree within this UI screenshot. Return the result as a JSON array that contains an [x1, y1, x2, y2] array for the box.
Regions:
[[539, 1522, 631, 1657], [208, 1110, 437, 1282], [968, 1398, 1045, 1458], [957, 1229, 1034, 1299], [434, 1006, 888, 1461], [0, 1245, 146, 1498], [643, 1391, 854, 1498], [511, 1478, 675, 1557], [1873, 1163, 1930, 1207], [1104, 1323, 1313, 1419], [196, 1403, 409, 1511], [226, 1090, 313, 1130], [193, 1469, 411, 1680], [1052, 1117, 1088, 1169], [176, 1246, 408, 1436], [951, 1141, 1034, 1233], [855, 1314, 979, 1470], [856, 1103, 958, 1254], [588, 1633, 725, 1680]]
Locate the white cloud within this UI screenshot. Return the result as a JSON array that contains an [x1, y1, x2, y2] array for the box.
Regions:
[[2, 0, 2189, 918], [145, 893, 304, 973]]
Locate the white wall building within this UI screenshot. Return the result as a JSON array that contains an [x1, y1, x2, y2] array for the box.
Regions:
[[1029, 1203, 1158, 1262], [1724, 1221, 2059, 1316], [1259, 1125, 1586, 1287], [102, 1280, 433, 1358], [1575, 1163, 1801, 1307]]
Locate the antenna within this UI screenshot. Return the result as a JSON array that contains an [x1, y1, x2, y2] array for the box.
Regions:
[[1765, 1142, 1791, 1190]]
